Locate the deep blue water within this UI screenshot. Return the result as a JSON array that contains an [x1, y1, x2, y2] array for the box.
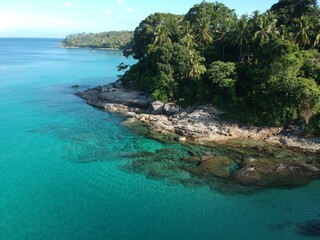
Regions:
[[0, 38, 319, 240]]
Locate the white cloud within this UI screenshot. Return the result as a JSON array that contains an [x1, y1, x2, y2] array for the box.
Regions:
[[105, 10, 112, 16], [117, 0, 125, 6], [125, 8, 134, 14], [64, 1, 73, 7], [0, 13, 72, 32]]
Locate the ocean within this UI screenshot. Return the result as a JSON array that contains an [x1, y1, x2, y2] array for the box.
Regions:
[[0, 38, 319, 240]]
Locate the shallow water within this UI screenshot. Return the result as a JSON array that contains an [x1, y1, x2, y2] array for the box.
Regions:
[[0, 38, 320, 240]]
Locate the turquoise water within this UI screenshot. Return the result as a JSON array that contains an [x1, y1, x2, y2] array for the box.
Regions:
[[0, 38, 319, 240]]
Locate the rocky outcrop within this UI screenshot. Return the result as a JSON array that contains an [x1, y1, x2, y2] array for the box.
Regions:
[[181, 154, 320, 188], [163, 102, 181, 115], [75, 81, 150, 109], [151, 101, 164, 114], [75, 82, 320, 191], [75, 82, 320, 152]]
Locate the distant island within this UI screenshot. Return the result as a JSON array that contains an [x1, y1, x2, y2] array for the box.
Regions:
[[61, 31, 133, 50]]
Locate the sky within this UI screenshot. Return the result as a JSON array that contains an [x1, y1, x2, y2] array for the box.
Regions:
[[0, 0, 299, 38]]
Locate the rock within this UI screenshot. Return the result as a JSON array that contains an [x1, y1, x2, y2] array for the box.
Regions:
[[75, 82, 320, 152], [163, 103, 181, 115], [181, 156, 201, 163], [178, 136, 187, 142], [104, 103, 118, 112], [125, 112, 136, 117], [174, 136, 187, 142], [104, 103, 128, 113], [151, 101, 164, 114], [122, 117, 135, 124], [71, 84, 79, 88], [199, 156, 238, 178], [233, 158, 315, 187]]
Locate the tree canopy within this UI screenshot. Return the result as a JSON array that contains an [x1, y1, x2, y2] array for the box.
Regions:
[[121, 0, 320, 134], [62, 31, 133, 49]]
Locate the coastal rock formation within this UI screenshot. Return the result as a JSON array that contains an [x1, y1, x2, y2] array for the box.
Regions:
[[181, 155, 319, 188], [151, 101, 164, 114], [76, 81, 150, 109], [75, 82, 320, 191], [75, 81, 320, 153], [163, 102, 181, 115]]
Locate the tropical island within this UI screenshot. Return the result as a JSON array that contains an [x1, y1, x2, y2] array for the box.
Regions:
[[75, 0, 320, 190], [62, 31, 133, 49]]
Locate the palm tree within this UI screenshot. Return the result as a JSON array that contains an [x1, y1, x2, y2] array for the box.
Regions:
[[195, 16, 213, 56], [186, 51, 206, 79], [312, 32, 320, 49], [180, 21, 196, 49], [277, 24, 289, 41], [166, 16, 183, 43], [250, 10, 261, 31], [235, 15, 249, 61], [252, 11, 277, 46], [152, 25, 171, 48], [215, 17, 234, 61], [294, 17, 311, 49]]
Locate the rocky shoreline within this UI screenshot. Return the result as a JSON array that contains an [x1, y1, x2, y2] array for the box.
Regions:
[[61, 45, 120, 51], [75, 80, 320, 152], [74, 81, 320, 191]]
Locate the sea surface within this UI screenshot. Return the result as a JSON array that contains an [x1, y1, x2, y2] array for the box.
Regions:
[[0, 38, 319, 240]]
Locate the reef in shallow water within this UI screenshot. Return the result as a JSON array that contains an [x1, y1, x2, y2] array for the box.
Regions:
[[296, 220, 320, 237], [120, 140, 320, 194], [268, 219, 320, 238]]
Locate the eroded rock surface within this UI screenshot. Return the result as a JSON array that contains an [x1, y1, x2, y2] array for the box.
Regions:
[[75, 82, 320, 152], [75, 82, 320, 192]]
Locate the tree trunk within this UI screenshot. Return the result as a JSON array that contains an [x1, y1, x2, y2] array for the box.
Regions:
[[222, 45, 225, 61]]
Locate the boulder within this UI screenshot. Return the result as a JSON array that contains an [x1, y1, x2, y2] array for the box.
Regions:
[[125, 112, 136, 117], [163, 103, 180, 115], [177, 136, 187, 142], [151, 101, 164, 114]]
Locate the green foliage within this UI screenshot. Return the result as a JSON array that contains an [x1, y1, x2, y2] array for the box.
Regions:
[[130, 13, 182, 59], [151, 89, 170, 103], [255, 76, 320, 126], [207, 61, 236, 103], [306, 113, 320, 136], [270, 0, 319, 27], [121, 0, 320, 132], [299, 51, 320, 84], [270, 0, 320, 50], [208, 61, 236, 88], [62, 31, 133, 49]]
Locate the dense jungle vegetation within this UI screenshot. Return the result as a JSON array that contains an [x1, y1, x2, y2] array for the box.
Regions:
[[120, 0, 320, 134], [62, 31, 133, 49]]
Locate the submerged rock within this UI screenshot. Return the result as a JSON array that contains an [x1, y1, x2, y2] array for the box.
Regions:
[[233, 158, 317, 187], [297, 220, 320, 237], [181, 147, 320, 189], [199, 156, 238, 178], [75, 81, 320, 192]]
